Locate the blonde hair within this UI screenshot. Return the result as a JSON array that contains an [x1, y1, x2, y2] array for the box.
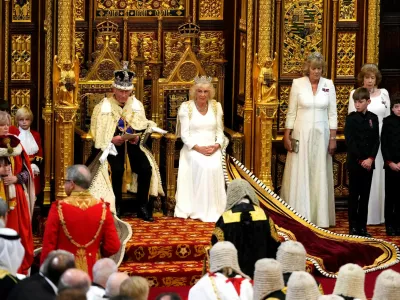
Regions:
[[0, 111, 11, 126], [357, 63, 382, 86], [15, 106, 34, 122], [302, 52, 327, 76], [189, 82, 216, 101], [119, 276, 150, 300]]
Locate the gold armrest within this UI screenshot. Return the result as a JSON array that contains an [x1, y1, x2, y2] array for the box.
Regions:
[[224, 127, 244, 161]]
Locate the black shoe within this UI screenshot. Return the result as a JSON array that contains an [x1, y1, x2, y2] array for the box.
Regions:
[[349, 227, 359, 235], [138, 206, 154, 222], [359, 228, 372, 237], [386, 226, 396, 236]]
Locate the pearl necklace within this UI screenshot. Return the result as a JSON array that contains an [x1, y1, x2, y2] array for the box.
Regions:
[[195, 101, 208, 113]]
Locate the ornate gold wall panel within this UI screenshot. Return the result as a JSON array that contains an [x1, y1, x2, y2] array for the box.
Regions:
[[163, 31, 225, 78], [333, 153, 349, 197], [339, 0, 356, 21], [129, 32, 156, 78], [258, 0, 273, 64], [163, 32, 185, 78], [76, 0, 84, 20], [237, 104, 244, 117], [198, 31, 225, 77], [95, 0, 188, 17], [367, 0, 380, 63], [58, 0, 75, 65], [335, 84, 353, 130], [11, 34, 31, 80], [281, 0, 325, 76], [239, 33, 246, 95], [12, 0, 31, 22], [10, 89, 30, 107], [336, 32, 356, 77], [75, 32, 85, 70], [278, 85, 290, 131], [199, 0, 224, 20]]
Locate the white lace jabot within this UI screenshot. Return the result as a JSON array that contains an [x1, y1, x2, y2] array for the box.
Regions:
[[18, 127, 39, 155]]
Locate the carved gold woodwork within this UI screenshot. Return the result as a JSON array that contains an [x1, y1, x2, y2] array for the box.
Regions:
[[333, 153, 349, 197], [278, 85, 290, 132], [237, 104, 244, 117], [163, 32, 185, 78], [239, 33, 246, 95], [133, 40, 146, 107], [367, 0, 380, 63], [95, 0, 188, 18], [75, 32, 85, 69], [339, 0, 356, 21], [76, 0, 84, 20], [12, 0, 30, 22], [335, 84, 354, 130], [11, 34, 31, 80], [281, 0, 324, 76], [199, 0, 224, 20], [244, 0, 254, 169], [10, 89, 30, 124], [336, 32, 356, 77], [165, 133, 177, 216], [149, 40, 163, 125], [258, 0, 274, 63], [253, 53, 279, 188], [53, 55, 80, 198], [57, 0, 76, 66], [10, 89, 30, 107], [198, 31, 225, 78], [129, 32, 156, 78], [330, 0, 338, 79], [42, 0, 54, 205]]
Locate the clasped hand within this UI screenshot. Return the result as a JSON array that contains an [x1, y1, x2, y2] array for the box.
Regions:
[[389, 162, 400, 172], [0, 165, 17, 185], [112, 135, 140, 146], [361, 158, 373, 170], [194, 144, 220, 156]]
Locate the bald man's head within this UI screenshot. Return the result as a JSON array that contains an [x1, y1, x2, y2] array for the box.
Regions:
[[105, 272, 130, 297], [66, 164, 92, 189], [58, 268, 91, 293]]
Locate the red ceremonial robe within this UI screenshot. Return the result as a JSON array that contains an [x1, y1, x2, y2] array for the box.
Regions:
[[40, 192, 121, 279], [2, 135, 35, 275], [10, 126, 43, 195]]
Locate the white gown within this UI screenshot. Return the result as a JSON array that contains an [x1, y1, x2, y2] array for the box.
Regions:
[[174, 100, 227, 222], [348, 88, 391, 224], [188, 273, 253, 300], [280, 77, 337, 227]]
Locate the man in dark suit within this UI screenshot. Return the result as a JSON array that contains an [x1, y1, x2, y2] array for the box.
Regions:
[[381, 98, 400, 235], [7, 250, 75, 300], [345, 87, 380, 237]]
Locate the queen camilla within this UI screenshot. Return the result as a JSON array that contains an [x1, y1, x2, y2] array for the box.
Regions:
[[174, 76, 227, 222]]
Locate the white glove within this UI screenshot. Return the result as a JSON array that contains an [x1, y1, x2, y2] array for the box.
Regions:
[[151, 127, 168, 134], [99, 143, 118, 164], [31, 163, 40, 176]]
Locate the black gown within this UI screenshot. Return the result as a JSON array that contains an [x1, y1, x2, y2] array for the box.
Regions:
[[211, 202, 281, 278]]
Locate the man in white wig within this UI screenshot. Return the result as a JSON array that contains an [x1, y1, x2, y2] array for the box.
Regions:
[[87, 61, 164, 220], [276, 240, 307, 285], [372, 269, 400, 300], [286, 271, 321, 300], [0, 227, 25, 298], [253, 258, 286, 300], [333, 263, 366, 300], [188, 241, 253, 300]]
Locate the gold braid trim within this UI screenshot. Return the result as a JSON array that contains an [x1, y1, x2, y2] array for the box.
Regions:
[[209, 275, 222, 300], [57, 201, 107, 273], [212, 227, 225, 242], [268, 217, 281, 242]]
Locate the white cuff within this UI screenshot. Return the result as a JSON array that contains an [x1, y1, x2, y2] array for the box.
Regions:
[[99, 143, 118, 164]]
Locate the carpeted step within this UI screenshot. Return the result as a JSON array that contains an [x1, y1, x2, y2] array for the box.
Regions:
[[119, 260, 204, 288], [122, 216, 215, 263]]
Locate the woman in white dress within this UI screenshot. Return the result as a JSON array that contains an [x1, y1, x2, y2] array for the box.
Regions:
[[281, 52, 338, 228], [174, 76, 227, 222], [348, 64, 391, 225]]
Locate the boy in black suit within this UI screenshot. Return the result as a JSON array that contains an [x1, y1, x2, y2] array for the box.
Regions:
[[381, 99, 400, 236], [345, 87, 380, 237]]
